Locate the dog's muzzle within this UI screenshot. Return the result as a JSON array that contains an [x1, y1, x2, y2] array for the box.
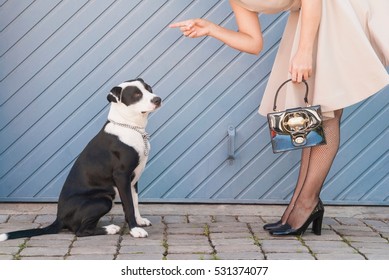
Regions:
[[151, 97, 162, 108]]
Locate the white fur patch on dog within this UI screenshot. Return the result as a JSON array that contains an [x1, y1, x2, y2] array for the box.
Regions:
[[104, 224, 121, 235], [130, 227, 148, 238], [136, 217, 152, 227], [0, 233, 8, 242]]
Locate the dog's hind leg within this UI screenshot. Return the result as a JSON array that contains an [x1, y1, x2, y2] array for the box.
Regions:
[[74, 199, 120, 237]]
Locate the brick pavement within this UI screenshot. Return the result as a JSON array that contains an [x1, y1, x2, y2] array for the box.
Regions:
[[0, 203, 388, 260]]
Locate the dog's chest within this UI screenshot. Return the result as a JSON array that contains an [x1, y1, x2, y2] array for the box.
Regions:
[[104, 123, 149, 183]]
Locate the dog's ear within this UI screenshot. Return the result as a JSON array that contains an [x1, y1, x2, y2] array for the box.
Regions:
[[137, 78, 152, 93], [107, 86, 122, 103]]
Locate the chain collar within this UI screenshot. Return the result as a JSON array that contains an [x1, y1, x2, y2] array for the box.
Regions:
[[109, 120, 150, 156]]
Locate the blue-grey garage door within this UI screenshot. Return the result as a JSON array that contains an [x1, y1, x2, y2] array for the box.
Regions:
[[1, 0, 388, 205]]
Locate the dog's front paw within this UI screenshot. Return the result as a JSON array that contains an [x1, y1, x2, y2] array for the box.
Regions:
[[104, 224, 121, 235], [130, 227, 148, 238], [136, 217, 152, 227]]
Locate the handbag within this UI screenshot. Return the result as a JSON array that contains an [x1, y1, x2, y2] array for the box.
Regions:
[[267, 79, 326, 153]]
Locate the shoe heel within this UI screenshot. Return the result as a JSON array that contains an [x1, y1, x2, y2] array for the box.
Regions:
[[312, 211, 324, 235]]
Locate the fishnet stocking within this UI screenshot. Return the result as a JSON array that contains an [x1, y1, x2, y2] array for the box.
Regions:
[[280, 147, 311, 224], [285, 109, 343, 229]]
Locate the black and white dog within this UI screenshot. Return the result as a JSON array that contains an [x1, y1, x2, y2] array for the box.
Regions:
[[0, 78, 161, 241]]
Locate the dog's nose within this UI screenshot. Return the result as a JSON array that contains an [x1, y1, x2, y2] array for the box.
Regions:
[[151, 97, 162, 107]]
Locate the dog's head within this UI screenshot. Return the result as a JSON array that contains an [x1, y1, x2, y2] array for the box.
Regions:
[[107, 78, 161, 115]]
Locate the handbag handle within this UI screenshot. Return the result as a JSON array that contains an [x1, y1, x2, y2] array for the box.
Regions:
[[273, 79, 309, 111]]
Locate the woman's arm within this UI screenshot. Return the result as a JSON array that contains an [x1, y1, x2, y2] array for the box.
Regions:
[[169, 0, 263, 55], [290, 0, 322, 82]]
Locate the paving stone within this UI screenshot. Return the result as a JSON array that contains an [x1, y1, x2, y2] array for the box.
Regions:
[[261, 240, 309, 254], [217, 252, 265, 260], [0, 255, 14, 260], [121, 237, 162, 246], [380, 232, 389, 239], [120, 245, 164, 254], [262, 216, 282, 223], [237, 215, 261, 223], [0, 215, 9, 223], [8, 215, 36, 223], [144, 216, 163, 225], [167, 227, 205, 235], [75, 234, 119, 242], [166, 254, 213, 260], [323, 217, 341, 226], [168, 245, 213, 254], [164, 216, 188, 224], [0, 224, 39, 231], [363, 219, 388, 228], [308, 246, 357, 254], [29, 233, 74, 240], [212, 216, 238, 222], [168, 222, 204, 228], [336, 217, 365, 226], [332, 225, 376, 232], [34, 215, 57, 224], [26, 239, 72, 247], [0, 239, 27, 247], [116, 254, 164, 260], [315, 253, 365, 260], [209, 223, 249, 233], [167, 238, 209, 246], [0, 246, 20, 255], [215, 244, 261, 253], [20, 247, 69, 257], [304, 240, 354, 253], [188, 215, 212, 223], [72, 238, 118, 247], [375, 227, 389, 233], [20, 256, 65, 260], [70, 246, 117, 255], [356, 248, 389, 255], [111, 216, 125, 225], [266, 253, 315, 260], [350, 242, 389, 250], [212, 237, 255, 246], [363, 254, 389, 260], [167, 234, 207, 241], [338, 230, 380, 237], [210, 232, 252, 240], [66, 254, 115, 260], [343, 236, 387, 243], [300, 230, 344, 241]]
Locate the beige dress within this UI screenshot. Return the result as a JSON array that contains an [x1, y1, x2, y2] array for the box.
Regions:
[[231, 0, 389, 118]]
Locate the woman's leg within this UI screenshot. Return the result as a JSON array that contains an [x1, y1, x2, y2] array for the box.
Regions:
[[280, 147, 312, 224], [283, 109, 343, 230]]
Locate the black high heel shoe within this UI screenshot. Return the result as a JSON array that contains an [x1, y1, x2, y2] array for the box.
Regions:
[[270, 200, 324, 236], [263, 220, 283, 231]]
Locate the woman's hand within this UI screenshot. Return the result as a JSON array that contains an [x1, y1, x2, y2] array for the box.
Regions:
[[169, 1, 263, 55], [290, 0, 322, 83], [169, 19, 214, 38], [289, 49, 313, 83]]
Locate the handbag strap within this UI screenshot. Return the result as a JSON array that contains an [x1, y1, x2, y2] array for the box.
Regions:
[[273, 79, 309, 111]]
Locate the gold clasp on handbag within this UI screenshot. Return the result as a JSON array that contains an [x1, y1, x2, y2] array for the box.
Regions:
[[283, 112, 309, 132]]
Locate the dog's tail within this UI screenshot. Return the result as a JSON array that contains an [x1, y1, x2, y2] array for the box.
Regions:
[[0, 219, 62, 241]]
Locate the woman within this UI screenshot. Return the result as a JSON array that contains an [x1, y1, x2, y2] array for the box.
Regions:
[[170, 0, 389, 236]]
